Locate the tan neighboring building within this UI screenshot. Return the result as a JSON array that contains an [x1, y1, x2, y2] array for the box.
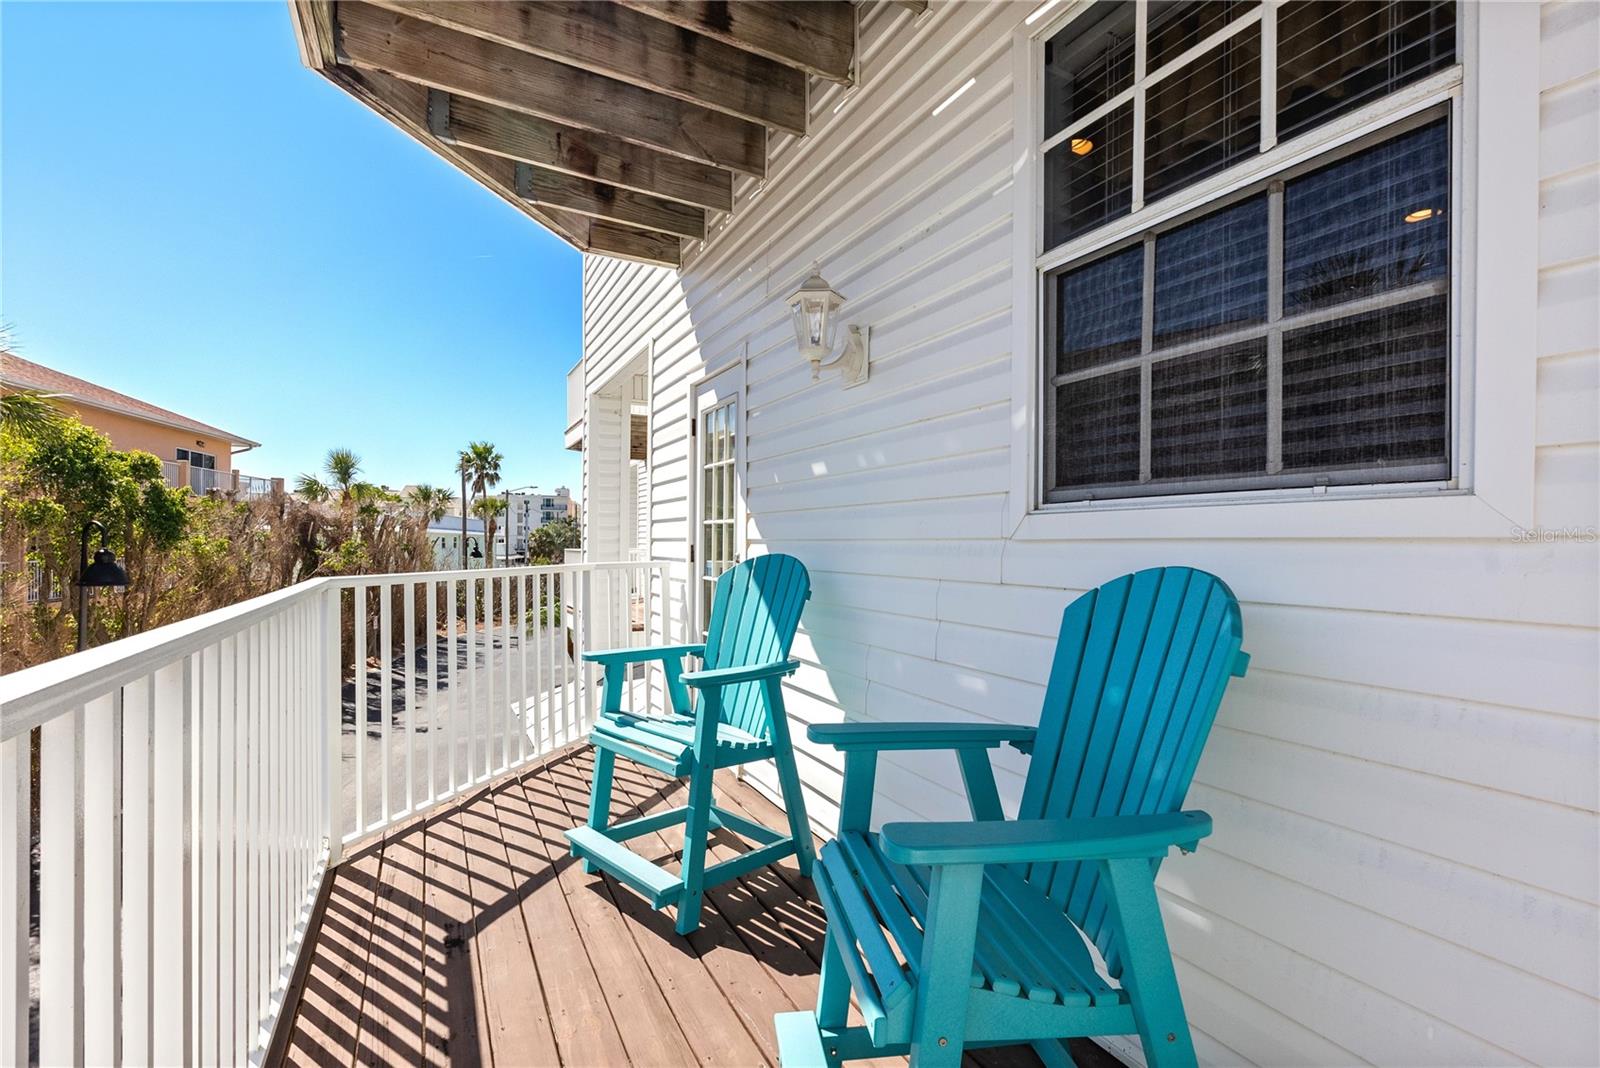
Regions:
[[1, 350, 272, 496]]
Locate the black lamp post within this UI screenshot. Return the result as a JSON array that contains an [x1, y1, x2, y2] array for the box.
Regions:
[[77, 519, 130, 652]]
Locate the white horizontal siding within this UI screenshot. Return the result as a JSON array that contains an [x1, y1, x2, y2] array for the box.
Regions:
[[578, 0, 1600, 1062]]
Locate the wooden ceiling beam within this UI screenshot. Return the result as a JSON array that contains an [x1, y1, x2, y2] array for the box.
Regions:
[[613, 1, 856, 84], [336, 1, 767, 177], [435, 91, 733, 213], [365, 0, 808, 136], [335, 66, 683, 267], [512, 160, 707, 240]]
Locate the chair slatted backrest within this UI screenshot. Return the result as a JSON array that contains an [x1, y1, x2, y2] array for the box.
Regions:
[[699, 554, 811, 738], [1016, 567, 1248, 979]]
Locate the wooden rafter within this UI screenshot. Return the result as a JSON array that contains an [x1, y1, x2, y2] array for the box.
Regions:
[[339, 65, 683, 266], [434, 91, 733, 213], [288, 0, 865, 267], [613, 1, 856, 83], [336, 1, 768, 177], [364, 0, 808, 136]]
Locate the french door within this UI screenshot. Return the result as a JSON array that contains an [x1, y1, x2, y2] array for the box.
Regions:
[[691, 364, 744, 637]]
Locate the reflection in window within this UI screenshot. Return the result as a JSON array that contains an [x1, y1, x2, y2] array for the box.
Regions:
[[1278, 1, 1456, 141], [1145, 27, 1261, 202], [1045, 102, 1134, 248], [1044, 1, 1135, 137], [1282, 296, 1449, 472], [1054, 370, 1142, 489], [1284, 118, 1449, 312], [1057, 245, 1143, 374], [1151, 339, 1268, 482], [1153, 195, 1268, 345]]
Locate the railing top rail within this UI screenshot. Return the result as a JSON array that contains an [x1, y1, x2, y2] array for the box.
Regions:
[[0, 577, 334, 742], [324, 559, 670, 587], [2, 559, 675, 740]]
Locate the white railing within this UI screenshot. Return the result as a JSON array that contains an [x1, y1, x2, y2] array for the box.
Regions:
[[0, 559, 680, 1067], [236, 475, 273, 499], [190, 468, 228, 495]]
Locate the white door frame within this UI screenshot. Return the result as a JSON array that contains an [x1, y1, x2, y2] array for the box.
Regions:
[[688, 358, 746, 638]]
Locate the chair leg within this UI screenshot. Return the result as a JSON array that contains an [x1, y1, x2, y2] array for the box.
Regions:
[[1100, 858, 1197, 1068], [909, 863, 983, 1068], [676, 763, 715, 935], [772, 749, 815, 878], [763, 676, 815, 877], [580, 745, 615, 874], [815, 928, 852, 1029]]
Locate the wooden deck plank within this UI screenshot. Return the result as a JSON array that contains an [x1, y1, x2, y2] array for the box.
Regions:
[[454, 785, 563, 1066], [513, 753, 699, 1066], [600, 756, 805, 1063], [487, 770, 634, 1066], [275, 748, 1102, 1068], [420, 801, 486, 1066], [354, 820, 429, 1066], [281, 844, 383, 1067], [541, 750, 772, 1067]]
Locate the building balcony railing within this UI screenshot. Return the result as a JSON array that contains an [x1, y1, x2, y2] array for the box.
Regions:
[[159, 462, 277, 498], [0, 558, 682, 1066]]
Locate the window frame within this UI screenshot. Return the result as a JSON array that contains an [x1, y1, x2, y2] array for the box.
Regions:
[[1041, 104, 1456, 502], [1006, 0, 1540, 540]]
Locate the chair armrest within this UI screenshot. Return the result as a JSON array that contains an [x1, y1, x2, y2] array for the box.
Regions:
[[806, 721, 1038, 752], [680, 658, 800, 689], [582, 643, 705, 665], [878, 810, 1212, 866]]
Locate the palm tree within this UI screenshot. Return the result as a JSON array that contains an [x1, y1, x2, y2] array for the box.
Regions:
[[405, 484, 454, 523], [324, 448, 363, 505], [294, 474, 331, 502], [471, 496, 506, 568], [460, 441, 503, 504], [0, 389, 65, 439]]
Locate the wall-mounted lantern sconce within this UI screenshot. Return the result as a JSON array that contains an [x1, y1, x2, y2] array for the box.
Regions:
[[786, 263, 868, 389]]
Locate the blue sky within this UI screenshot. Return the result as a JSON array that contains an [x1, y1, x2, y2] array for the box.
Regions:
[[1, 1, 583, 495]]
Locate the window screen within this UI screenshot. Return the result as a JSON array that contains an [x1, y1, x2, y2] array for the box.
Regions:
[[1039, 1, 1457, 504], [1045, 117, 1451, 500]]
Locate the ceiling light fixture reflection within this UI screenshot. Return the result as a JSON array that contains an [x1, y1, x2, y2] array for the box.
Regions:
[[1070, 138, 1094, 156], [1404, 207, 1437, 223]]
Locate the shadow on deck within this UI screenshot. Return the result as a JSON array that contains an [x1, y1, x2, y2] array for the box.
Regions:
[[273, 746, 1119, 1067]]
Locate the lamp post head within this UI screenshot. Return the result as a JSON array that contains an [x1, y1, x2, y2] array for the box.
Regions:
[[81, 547, 130, 588]]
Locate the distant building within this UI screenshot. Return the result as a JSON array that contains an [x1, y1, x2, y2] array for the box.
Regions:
[[1, 351, 276, 497], [496, 486, 577, 562], [426, 516, 488, 570]]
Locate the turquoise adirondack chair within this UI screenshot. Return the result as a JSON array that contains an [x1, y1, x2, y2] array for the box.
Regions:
[[775, 566, 1249, 1067], [566, 553, 815, 935]]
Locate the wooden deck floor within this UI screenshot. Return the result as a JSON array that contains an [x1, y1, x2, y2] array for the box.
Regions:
[[274, 746, 1110, 1068]]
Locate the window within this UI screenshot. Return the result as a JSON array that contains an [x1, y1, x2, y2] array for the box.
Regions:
[[175, 447, 217, 469], [1038, 0, 1458, 504]]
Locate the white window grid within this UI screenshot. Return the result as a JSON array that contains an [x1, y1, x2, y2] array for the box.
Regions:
[[1032, 0, 1466, 507]]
